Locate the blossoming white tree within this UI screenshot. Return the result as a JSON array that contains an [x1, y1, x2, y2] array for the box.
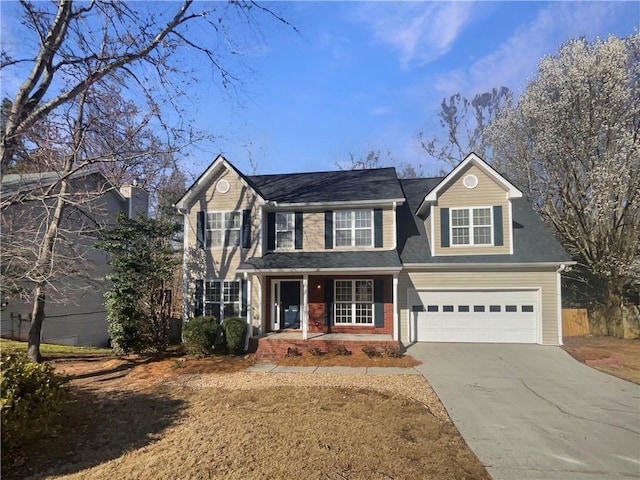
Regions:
[[488, 33, 640, 335]]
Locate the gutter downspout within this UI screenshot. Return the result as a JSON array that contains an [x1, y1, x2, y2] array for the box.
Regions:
[[556, 264, 566, 346]]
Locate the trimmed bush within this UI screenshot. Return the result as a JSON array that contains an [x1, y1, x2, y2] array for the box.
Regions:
[[222, 317, 247, 354], [384, 344, 403, 358], [362, 345, 382, 358], [333, 345, 352, 356], [285, 347, 301, 357], [1, 353, 69, 452], [182, 316, 219, 356], [308, 347, 325, 356]]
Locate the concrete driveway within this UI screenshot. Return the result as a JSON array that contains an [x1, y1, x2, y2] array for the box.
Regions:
[[407, 343, 640, 480]]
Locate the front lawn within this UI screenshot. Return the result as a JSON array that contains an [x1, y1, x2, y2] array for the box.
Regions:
[[563, 335, 640, 384], [0, 338, 113, 357]]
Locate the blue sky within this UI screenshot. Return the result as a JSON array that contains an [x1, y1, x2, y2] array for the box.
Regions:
[[2, 1, 638, 179], [184, 1, 638, 177]]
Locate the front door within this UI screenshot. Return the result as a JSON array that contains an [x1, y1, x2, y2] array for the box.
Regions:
[[273, 280, 301, 330]]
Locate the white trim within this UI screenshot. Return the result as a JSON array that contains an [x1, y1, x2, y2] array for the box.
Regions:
[[417, 153, 522, 215], [302, 275, 309, 340], [408, 287, 542, 344], [237, 267, 402, 274], [556, 264, 566, 346], [393, 274, 399, 341], [244, 273, 252, 350], [402, 262, 576, 270], [334, 209, 374, 248], [449, 206, 494, 247], [333, 279, 374, 326], [271, 198, 405, 208], [175, 155, 266, 210], [271, 279, 303, 331], [258, 275, 263, 335], [429, 205, 435, 257]]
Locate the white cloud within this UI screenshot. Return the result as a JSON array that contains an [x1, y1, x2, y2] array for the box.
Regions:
[[432, 2, 629, 97], [354, 2, 476, 69]]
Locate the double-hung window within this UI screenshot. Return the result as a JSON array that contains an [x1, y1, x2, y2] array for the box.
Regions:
[[335, 210, 372, 247], [275, 212, 294, 249], [334, 280, 373, 325], [207, 211, 241, 247], [204, 280, 240, 319], [451, 207, 492, 246]]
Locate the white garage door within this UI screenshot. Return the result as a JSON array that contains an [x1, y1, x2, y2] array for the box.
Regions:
[[412, 290, 539, 343]]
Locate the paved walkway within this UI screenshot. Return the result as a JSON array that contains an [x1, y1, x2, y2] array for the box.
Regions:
[[246, 363, 420, 375]]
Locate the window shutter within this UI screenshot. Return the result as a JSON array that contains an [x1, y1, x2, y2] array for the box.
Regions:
[[242, 209, 251, 249], [493, 205, 504, 246], [196, 211, 205, 249], [324, 279, 334, 328], [241, 279, 248, 316], [194, 280, 204, 317], [440, 208, 450, 248], [267, 212, 276, 251], [325, 211, 333, 249], [374, 208, 383, 247], [374, 278, 384, 327], [295, 211, 303, 249]]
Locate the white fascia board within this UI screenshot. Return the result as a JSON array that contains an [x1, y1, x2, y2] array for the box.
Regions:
[[236, 267, 402, 275], [402, 261, 577, 270], [429, 204, 435, 257], [175, 155, 266, 210], [269, 198, 405, 209], [417, 153, 523, 214]]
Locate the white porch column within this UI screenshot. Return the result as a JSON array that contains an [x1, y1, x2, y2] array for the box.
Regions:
[[244, 272, 252, 350], [393, 273, 399, 341], [302, 275, 309, 340]]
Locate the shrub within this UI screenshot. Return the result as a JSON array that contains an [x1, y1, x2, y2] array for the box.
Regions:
[[1, 353, 69, 452], [362, 345, 382, 358], [384, 344, 404, 358], [285, 347, 301, 357], [308, 347, 325, 356], [223, 317, 247, 354], [182, 316, 219, 356], [333, 345, 352, 356]]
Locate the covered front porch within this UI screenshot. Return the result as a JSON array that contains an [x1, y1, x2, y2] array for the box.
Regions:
[[237, 251, 403, 360]]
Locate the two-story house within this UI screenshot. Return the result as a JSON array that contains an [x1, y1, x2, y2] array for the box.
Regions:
[[176, 153, 573, 358]]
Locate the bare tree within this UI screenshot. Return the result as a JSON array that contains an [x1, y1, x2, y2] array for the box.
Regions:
[[420, 87, 511, 168], [337, 149, 424, 178], [0, 0, 293, 361], [487, 33, 640, 336]]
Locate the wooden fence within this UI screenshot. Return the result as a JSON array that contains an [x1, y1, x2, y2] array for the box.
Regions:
[[562, 308, 590, 337]]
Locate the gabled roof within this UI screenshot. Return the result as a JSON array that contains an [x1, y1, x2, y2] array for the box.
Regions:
[[247, 167, 404, 205], [398, 177, 573, 265], [176, 156, 405, 209], [416, 153, 522, 216], [174, 155, 266, 210]]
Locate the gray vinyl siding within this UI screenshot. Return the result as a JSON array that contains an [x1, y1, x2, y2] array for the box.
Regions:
[[398, 268, 559, 345]]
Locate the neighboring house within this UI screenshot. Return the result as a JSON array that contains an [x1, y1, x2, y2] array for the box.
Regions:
[[175, 153, 574, 358], [0, 168, 148, 347]]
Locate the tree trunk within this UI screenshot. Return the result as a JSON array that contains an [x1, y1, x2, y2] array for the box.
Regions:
[[27, 286, 46, 362]]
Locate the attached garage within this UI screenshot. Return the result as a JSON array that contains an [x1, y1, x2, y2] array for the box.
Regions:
[[409, 289, 540, 343]]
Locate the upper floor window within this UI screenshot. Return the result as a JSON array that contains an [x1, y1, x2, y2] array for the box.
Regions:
[[207, 211, 241, 247], [451, 207, 492, 246], [276, 212, 294, 249], [335, 210, 372, 247]]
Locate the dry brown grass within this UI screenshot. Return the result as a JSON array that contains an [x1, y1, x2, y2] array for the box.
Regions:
[[563, 335, 640, 384], [2, 352, 489, 480]]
